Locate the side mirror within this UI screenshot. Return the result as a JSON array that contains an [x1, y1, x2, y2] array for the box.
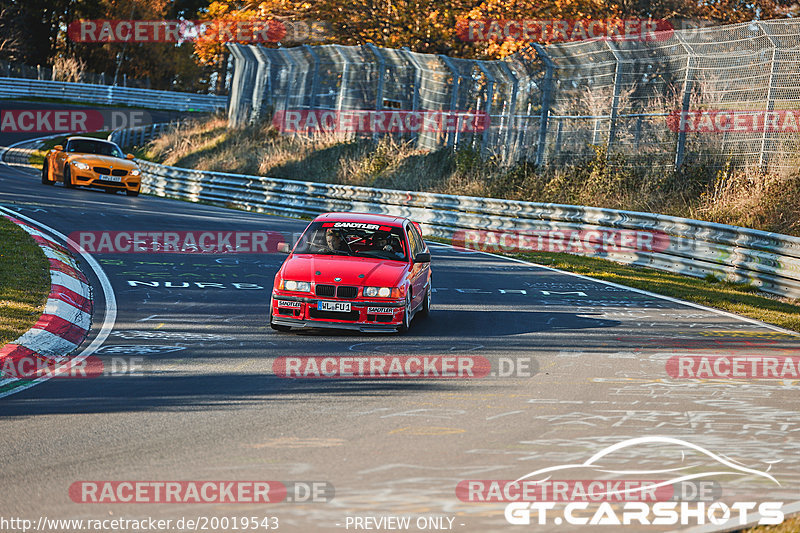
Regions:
[[126, 153, 135, 160], [53, 145, 63, 151], [277, 242, 291, 254], [414, 252, 431, 263]]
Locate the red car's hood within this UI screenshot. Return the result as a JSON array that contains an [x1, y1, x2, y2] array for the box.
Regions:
[[281, 254, 407, 287]]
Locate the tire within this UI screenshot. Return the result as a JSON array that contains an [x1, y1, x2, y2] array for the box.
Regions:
[[41, 163, 52, 185], [126, 188, 140, 197], [63, 166, 75, 188], [398, 292, 412, 333], [419, 284, 431, 318]]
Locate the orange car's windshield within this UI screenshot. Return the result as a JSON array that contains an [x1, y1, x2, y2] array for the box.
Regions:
[[66, 139, 124, 158]]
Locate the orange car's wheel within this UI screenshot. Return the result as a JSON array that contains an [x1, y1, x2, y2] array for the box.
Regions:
[[63, 166, 75, 188], [41, 163, 52, 185], [126, 187, 139, 197]]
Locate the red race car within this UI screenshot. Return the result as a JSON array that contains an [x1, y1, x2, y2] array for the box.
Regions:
[[270, 213, 432, 333]]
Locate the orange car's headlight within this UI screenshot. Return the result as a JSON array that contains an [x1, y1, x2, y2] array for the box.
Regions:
[[71, 161, 90, 171], [130, 169, 141, 176]]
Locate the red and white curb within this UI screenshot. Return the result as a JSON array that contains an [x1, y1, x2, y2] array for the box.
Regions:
[[0, 214, 92, 388]]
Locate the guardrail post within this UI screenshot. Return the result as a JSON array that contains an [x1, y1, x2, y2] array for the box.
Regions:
[[606, 41, 624, 157], [533, 43, 554, 167], [674, 34, 694, 170]]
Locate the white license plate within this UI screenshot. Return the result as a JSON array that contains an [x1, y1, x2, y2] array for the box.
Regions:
[[318, 301, 351, 312], [104, 175, 123, 182], [368, 307, 394, 314], [277, 300, 301, 308]]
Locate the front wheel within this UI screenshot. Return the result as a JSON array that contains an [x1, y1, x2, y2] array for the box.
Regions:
[[41, 163, 52, 185], [419, 285, 431, 317], [63, 166, 75, 188], [126, 188, 140, 197], [398, 293, 412, 333]]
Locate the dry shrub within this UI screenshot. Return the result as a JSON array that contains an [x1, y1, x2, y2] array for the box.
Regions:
[[51, 55, 86, 83], [697, 167, 800, 234]]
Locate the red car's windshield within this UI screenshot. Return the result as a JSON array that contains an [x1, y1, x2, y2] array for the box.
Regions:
[[293, 221, 408, 261]]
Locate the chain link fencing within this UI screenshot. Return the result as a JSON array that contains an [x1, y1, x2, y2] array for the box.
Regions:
[[227, 19, 800, 175]]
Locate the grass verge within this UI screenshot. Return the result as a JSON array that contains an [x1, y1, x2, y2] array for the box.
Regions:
[[432, 237, 800, 332], [0, 216, 50, 346]]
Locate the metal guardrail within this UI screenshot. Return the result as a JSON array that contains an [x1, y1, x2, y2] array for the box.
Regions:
[[5, 127, 800, 299], [133, 158, 800, 299], [108, 123, 177, 149], [0, 77, 227, 112]]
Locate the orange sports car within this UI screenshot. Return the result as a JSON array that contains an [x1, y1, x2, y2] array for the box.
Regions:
[[41, 136, 141, 197]]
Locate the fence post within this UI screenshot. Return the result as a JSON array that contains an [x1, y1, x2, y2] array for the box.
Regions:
[[759, 23, 778, 171], [251, 45, 273, 122], [674, 34, 694, 170], [475, 61, 495, 157], [334, 45, 349, 112], [499, 62, 519, 162], [533, 43, 554, 167], [367, 43, 386, 142], [439, 54, 462, 148], [304, 44, 320, 109], [606, 41, 624, 157]]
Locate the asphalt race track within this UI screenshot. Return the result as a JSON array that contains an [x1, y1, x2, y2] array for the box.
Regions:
[[1, 118, 799, 532]]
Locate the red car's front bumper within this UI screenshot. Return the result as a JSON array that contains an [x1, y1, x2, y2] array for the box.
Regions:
[[270, 292, 406, 332]]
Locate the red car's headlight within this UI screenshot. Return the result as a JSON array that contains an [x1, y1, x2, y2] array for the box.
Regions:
[[364, 287, 400, 298], [279, 280, 311, 292]]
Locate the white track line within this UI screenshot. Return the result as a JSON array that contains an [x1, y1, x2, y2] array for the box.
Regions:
[[0, 205, 117, 399], [434, 241, 800, 336]]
